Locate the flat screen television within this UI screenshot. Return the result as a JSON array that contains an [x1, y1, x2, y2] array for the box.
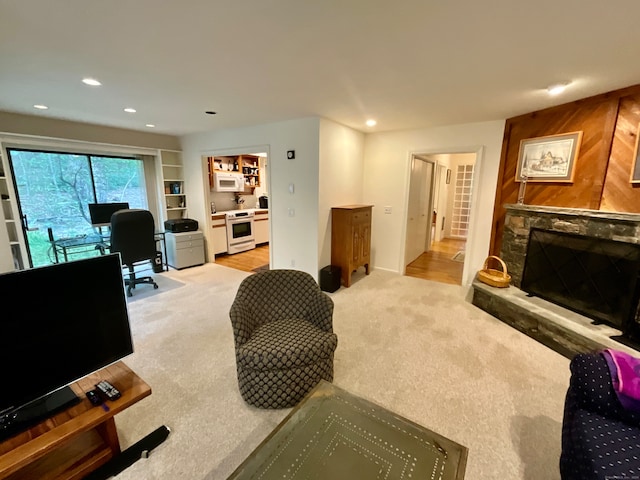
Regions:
[[88, 202, 130, 227], [0, 253, 133, 440]]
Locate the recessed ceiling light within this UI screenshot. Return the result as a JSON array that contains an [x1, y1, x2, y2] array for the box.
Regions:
[[366, 119, 377, 127], [205, 111, 217, 115], [547, 83, 569, 95], [82, 78, 102, 86], [145, 124, 155, 128], [33, 104, 48, 110], [124, 108, 136, 113]]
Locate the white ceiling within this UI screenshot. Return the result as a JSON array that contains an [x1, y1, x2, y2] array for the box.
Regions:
[[2, 0, 640, 137]]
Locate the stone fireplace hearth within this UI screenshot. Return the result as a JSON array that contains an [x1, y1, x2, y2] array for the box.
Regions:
[[472, 204, 640, 358], [501, 204, 640, 288]]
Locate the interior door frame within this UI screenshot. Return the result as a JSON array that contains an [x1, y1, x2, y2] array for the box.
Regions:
[[400, 147, 484, 282], [199, 145, 271, 265]]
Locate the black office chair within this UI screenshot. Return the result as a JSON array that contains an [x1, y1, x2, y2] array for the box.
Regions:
[[109, 209, 159, 297]]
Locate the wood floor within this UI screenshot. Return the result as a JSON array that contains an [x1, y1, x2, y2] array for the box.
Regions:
[[214, 239, 466, 286], [405, 238, 466, 285], [214, 244, 270, 273]]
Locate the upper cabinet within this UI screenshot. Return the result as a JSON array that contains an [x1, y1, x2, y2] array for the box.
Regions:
[[157, 150, 186, 224], [206, 155, 261, 192], [239, 155, 261, 190]]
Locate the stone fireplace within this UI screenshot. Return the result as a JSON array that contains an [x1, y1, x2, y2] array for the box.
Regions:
[[500, 204, 640, 288], [472, 204, 640, 358]]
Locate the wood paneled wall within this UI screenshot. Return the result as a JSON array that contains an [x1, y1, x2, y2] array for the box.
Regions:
[[490, 84, 640, 255]]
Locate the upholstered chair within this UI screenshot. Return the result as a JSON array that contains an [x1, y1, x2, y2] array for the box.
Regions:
[[229, 269, 338, 408]]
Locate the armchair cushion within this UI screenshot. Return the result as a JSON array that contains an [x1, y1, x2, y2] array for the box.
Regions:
[[237, 318, 338, 370]]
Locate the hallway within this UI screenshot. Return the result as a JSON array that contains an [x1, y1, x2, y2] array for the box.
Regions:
[[405, 238, 466, 285], [214, 239, 465, 286]]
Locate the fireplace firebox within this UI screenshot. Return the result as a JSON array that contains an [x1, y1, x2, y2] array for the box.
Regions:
[[521, 228, 640, 336]]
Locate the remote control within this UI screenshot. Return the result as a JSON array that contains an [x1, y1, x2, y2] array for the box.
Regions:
[[95, 380, 121, 401], [86, 389, 102, 406]]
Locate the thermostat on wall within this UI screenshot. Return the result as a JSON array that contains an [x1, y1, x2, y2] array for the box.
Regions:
[[287, 150, 295, 160]]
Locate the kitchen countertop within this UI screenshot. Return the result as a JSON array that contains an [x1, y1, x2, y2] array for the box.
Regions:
[[212, 208, 268, 217]]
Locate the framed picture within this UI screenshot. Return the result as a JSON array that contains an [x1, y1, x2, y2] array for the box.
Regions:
[[631, 124, 640, 183], [515, 131, 582, 182], [445, 168, 451, 184]]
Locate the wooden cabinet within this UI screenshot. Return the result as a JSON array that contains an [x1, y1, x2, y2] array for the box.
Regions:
[[0, 362, 150, 480], [331, 205, 373, 287], [239, 154, 261, 190], [206, 155, 261, 192]]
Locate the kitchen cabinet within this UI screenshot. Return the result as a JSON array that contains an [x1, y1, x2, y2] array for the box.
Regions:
[[239, 154, 260, 190], [331, 205, 373, 287], [165, 231, 205, 269], [254, 210, 269, 245], [206, 155, 261, 192], [211, 213, 228, 254]]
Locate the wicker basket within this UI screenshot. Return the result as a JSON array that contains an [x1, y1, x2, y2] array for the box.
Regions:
[[477, 255, 511, 288]]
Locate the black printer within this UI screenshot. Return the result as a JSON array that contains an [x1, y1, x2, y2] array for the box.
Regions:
[[164, 218, 199, 233]]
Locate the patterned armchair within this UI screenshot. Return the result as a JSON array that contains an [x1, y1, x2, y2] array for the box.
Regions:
[[229, 269, 338, 408]]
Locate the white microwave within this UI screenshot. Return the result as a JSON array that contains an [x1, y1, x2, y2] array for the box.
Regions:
[[212, 171, 244, 192]]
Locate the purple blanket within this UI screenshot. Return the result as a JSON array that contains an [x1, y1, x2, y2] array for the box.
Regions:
[[602, 348, 640, 413]]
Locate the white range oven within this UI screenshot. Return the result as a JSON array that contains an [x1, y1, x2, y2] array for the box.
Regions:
[[226, 210, 256, 254]]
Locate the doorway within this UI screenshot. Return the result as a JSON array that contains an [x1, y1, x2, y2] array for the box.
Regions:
[[203, 147, 271, 273], [404, 152, 476, 285]]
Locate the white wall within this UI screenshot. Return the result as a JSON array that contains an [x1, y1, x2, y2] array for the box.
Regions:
[[362, 120, 506, 286], [318, 119, 365, 268], [180, 117, 322, 279]]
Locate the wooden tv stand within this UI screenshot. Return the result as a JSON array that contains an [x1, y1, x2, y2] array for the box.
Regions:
[[0, 362, 151, 480]]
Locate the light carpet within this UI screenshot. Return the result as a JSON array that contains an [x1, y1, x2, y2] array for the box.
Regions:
[[112, 264, 570, 480], [125, 273, 185, 303]]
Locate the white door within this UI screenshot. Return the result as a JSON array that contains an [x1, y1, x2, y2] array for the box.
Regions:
[[405, 157, 433, 266], [421, 161, 434, 250]]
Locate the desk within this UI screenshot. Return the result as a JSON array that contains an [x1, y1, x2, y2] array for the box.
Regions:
[[228, 380, 468, 480], [0, 362, 151, 480], [51, 233, 108, 263], [51, 232, 168, 271]]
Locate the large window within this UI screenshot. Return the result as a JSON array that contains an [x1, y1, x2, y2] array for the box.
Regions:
[[7, 149, 147, 267]]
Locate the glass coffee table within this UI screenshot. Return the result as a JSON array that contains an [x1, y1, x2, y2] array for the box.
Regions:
[[228, 380, 467, 479]]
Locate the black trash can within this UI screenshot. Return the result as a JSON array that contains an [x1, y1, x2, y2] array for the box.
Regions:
[[320, 265, 341, 293], [152, 250, 164, 273]]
